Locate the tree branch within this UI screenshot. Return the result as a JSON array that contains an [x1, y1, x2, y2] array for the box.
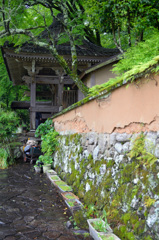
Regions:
[[111, 21, 123, 54]]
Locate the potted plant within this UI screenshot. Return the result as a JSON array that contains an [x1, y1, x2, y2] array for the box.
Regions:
[[46, 169, 57, 178], [34, 160, 43, 173], [39, 155, 53, 173], [50, 175, 61, 181], [61, 192, 79, 202], [35, 119, 59, 172], [65, 199, 83, 213], [53, 180, 73, 192], [99, 233, 120, 240], [87, 210, 113, 240]]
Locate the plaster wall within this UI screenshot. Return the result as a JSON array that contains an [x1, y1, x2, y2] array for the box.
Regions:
[[94, 63, 117, 85], [53, 74, 159, 239], [83, 63, 117, 88], [53, 75, 159, 134]]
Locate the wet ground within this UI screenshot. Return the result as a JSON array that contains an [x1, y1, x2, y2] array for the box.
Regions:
[[0, 160, 91, 240]]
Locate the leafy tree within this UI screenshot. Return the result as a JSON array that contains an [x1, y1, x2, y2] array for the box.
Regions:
[[0, 0, 89, 96], [0, 65, 13, 108], [0, 107, 20, 168], [24, 0, 101, 45], [85, 0, 159, 52], [112, 31, 159, 74]]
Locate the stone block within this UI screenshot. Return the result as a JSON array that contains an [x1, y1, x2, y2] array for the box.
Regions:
[[93, 146, 99, 160], [98, 134, 108, 154], [87, 132, 98, 145], [116, 133, 131, 142], [115, 155, 124, 165], [123, 142, 130, 153], [100, 164, 106, 175], [83, 150, 90, 158], [146, 201, 159, 230], [115, 143, 123, 154], [129, 133, 140, 149], [155, 145, 159, 158], [109, 133, 117, 146], [146, 131, 157, 140], [108, 147, 116, 158], [85, 182, 91, 192], [145, 132, 157, 153], [88, 144, 96, 154], [81, 133, 88, 145]]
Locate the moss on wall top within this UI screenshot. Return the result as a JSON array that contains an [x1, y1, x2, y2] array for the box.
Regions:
[[52, 55, 159, 119]]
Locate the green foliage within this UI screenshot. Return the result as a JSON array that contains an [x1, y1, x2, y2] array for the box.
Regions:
[[84, 204, 98, 218], [35, 159, 43, 168], [0, 0, 89, 96], [144, 196, 156, 207], [99, 235, 114, 240], [35, 119, 54, 137], [84, 0, 159, 51], [38, 155, 52, 165], [112, 31, 159, 74], [92, 210, 109, 233], [0, 52, 30, 127], [36, 119, 59, 165], [0, 107, 20, 168], [0, 108, 19, 140], [73, 209, 88, 229], [129, 132, 157, 167], [0, 148, 8, 169], [41, 129, 59, 156]]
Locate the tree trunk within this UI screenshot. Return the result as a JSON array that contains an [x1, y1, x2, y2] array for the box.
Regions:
[[112, 22, 124, 54], [127, 9, 131, 47]]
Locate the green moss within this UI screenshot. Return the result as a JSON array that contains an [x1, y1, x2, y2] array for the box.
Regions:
[[88, 154, 93, 161], [64, 192, 77, 200], [73, 209, 88, 229], [94, 160, 102, 174], [79, 146, 83, 154], [59, 185, 72, 191], [134, 220, 145, 235], [54, 180, 67, 186], [106, 159, 115, 168], [152, 185, 159, 195], [51, 175, 60, 181], [144, 236, 153, 240], [122, 212, 131, 225], [88, 56, 159, 98], [77, 183, 85, 199], [120, 162, 135, 183], [144, 210, 148, 217], [130, 213, 139, 225], [60, 171, 67, 181], [65, 136, 70, 146], [114, 225, 136, 240], [84, 189, 97, 205], [54, 131, 158, 240]]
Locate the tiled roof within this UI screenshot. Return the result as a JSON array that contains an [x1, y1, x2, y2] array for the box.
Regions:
[[20, 14, 119, 57], [20, 40, 119, 57]]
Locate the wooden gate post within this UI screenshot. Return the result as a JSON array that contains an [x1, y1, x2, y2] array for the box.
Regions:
[[30, 60, 36, 130]]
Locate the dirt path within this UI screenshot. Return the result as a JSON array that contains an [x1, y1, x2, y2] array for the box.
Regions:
[[0, 161, 91, 240]]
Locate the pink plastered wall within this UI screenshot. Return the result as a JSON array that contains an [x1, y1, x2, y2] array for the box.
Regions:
[[53, 74, 159, 134]]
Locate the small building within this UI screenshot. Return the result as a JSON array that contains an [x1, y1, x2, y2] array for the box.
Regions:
[[2, 16, 119, 130], [80, 55, 121, 89]]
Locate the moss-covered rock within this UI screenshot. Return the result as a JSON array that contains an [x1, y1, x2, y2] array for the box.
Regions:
[[53, 132, 159, 239]]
